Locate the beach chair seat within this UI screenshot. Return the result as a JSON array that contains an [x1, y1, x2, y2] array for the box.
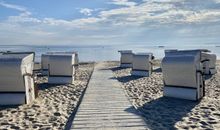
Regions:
[[0, 52, 36, 105], [118, 50, 133, 68], [131, 53, 154, 76], [162, 55, 205, 101], [48, 53, 77, 84]]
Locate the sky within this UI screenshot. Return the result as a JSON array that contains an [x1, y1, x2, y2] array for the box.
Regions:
[[0, 0, 220, 46]]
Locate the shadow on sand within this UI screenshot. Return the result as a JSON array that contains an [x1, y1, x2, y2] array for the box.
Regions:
[[0, 105, 20, 110], [108, 67, 129, 72], [153, 67, 162, 73], [126, 97, 199, 130], [110, 75, 143, 83], [37, 82, 70, 90], [205, 74, 214, 80]]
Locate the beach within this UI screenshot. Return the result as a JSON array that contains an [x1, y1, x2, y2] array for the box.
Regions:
[[1, 0, 220, 129], [0, 62, 94, 129], [110, 60, 220, 130], [0, 60, 219, 129]]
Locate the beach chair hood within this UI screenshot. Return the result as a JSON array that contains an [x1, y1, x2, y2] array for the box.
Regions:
[[132, 53, 153, 71], [162, 55, 200, 88]]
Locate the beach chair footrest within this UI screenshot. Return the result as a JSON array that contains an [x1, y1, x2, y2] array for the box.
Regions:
[[164, 86, 198, 101], [120, 63, 132, 68], [48, 76, 74, 84], [0, 93, 26, 105], [131, 70, 150, 77]]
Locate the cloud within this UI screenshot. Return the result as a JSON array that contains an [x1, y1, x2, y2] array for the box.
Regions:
[[0, 1, 27, 11], [98, 0, 220, 26], [213, 0, 220, 3], [0, 1, 32, 16], [1, 0, 220, 45], [0, 1, 39, 23], [109, 0, 137, 7], [79, 8, 93, 16], [7, 13, 41, 23], [3, 0, 220, 28]]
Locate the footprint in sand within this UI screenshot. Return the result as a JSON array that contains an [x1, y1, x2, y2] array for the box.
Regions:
[[54, 112, 61, 116], [10, 125, 20, 129], [208, 121, 218, 124], [213, 113, 220, 117]]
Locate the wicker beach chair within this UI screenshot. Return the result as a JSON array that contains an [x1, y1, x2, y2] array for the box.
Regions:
[[118, 50, 133, 68], [162, 51, 205, 101], [131, 53, 154, 76], [47, 52, 78, 84], [165, 49, 217, 75], [201, 53, 217, 75], [41, 51, 79, 76], [0, 52, 36, 105], [41, 54, 50, 75]]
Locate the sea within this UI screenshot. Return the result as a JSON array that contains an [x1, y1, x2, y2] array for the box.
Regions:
[[0, 45, 219, 62]]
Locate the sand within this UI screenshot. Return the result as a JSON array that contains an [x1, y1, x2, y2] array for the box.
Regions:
[[110, 60, 220, 130], [0, 62, 94, 130], [1, 60, 219, 130]]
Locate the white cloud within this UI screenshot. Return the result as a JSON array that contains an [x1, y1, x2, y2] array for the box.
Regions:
[[185, 10, 220, 23], [0, 1, 32, 16], [99, 0, 220, 26], [0, 1, 39, 23], [109, 0, 137, 7], [213, 0, 220, 3], [79, 8, 93, 16], [8, 13, 41, 23], [1, 0, 220, 45], [3, 0, 220, 29], [0, 1, 27, 12]]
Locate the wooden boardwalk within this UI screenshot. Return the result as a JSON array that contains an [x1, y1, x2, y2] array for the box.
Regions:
[[70, 62, 147, 130]]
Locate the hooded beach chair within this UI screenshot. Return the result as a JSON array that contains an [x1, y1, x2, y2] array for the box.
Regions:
[[41, 51, 79, 76], [201, 53, 217, 75], [131, 53, 154, 76], [41, 54, 50, 75], [118, 50, 133, 68], [208, 54, 217, 74], [0, 52, 36, 105], [48, 52, 78, 84], [165, 49, 217, 75], [47, 51, 79, 65], [162, 51, 205, 101]]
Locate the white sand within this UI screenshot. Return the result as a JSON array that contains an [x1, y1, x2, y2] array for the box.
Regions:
[[111, 60, 220, 130], [0, 63, 94, 130]]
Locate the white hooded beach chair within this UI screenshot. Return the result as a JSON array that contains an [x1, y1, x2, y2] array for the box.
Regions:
[[0, 52, 36, 105], [201, 53, 217, 75], [41, 54, 50, 75], [208, 54, 217, 74], [41, 51, 79, 76], [162, 51, 205, 101], [118, 50, 133, 68], [48, 52, 78, 84], [165, 49, 217, 75], [47, 51, 79, 65], [131, 53, 154, 76]]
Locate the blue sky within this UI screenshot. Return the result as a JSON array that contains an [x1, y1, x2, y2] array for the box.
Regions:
[[0, 0, 220, 46]]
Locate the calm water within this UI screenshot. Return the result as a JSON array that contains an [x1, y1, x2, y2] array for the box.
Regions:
[[0, 45, 219, 62]]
